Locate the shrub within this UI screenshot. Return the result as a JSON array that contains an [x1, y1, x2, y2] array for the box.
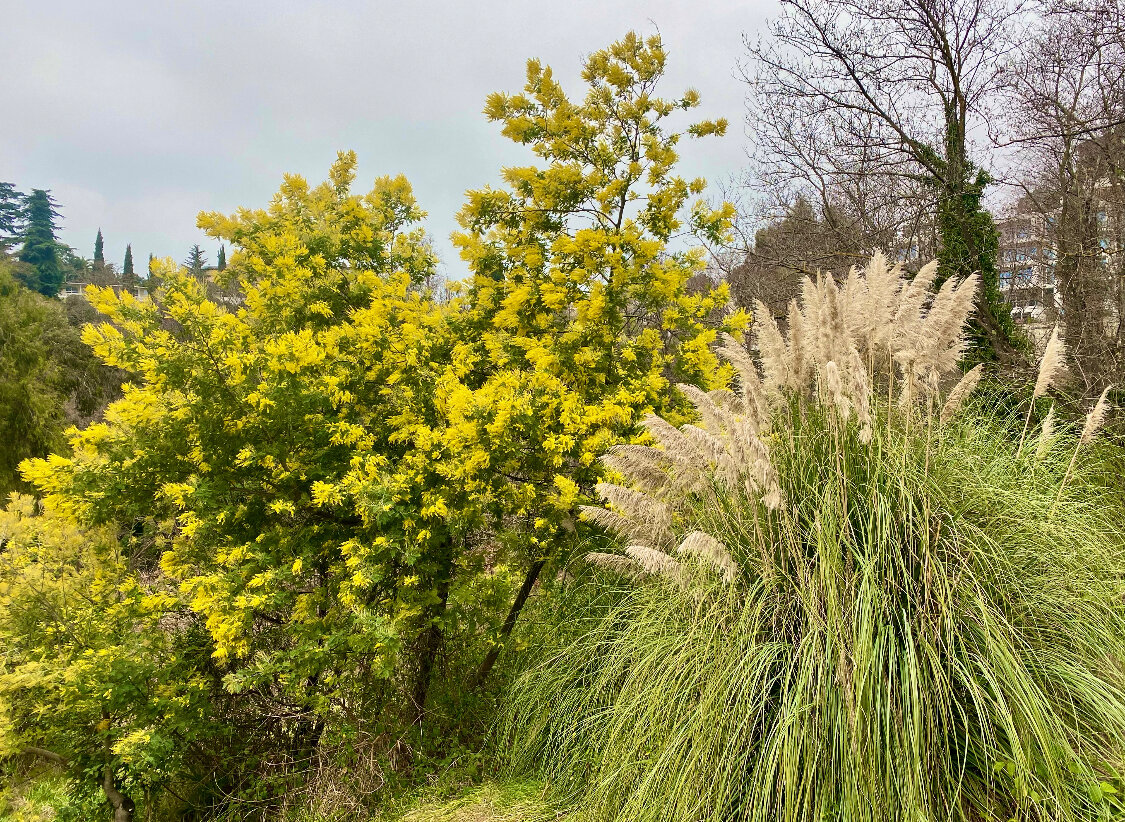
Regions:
[[505, 254, 1125, 822]]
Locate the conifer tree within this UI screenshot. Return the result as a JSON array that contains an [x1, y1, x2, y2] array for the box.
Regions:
[[122, 244, 136, 288], [0, 182, 24, 246], [217, 244, 226, 271], [93, 228, 104, 264], [17, 189, 64, 297], [183, 244, 207, 279]]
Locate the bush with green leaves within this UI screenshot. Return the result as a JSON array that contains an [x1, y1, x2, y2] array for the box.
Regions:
[[505, 254, 1125, 822]]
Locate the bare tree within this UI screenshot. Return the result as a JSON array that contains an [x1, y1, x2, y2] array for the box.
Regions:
[[1002, 0, 1125, 390], [744, 0, 1022, 361]]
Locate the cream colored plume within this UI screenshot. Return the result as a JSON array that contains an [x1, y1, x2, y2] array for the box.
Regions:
[[1034, 326, 1067, 399], [585, 482, 676, 552], [1080, 386, 1113, 444], [586, 552, 643, 578], [785, 298, 810, 390], [752, 301, 791, 396], [939, 364, 983, 425], [677, 531, 738, 583], [1035, 404, 1056, 462], [600, 444, 672, 496], [625, 544, 682, 580], [858, 252, 902, 351], [849, 348, 874, 442], [716, 333, 769, 426], [677, 383, 726, 436]]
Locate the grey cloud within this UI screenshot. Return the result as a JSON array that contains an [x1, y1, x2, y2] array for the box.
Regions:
[[2, 0, 776, 275]]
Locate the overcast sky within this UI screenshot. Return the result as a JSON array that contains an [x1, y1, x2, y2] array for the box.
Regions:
[[2, 1, 776, 278]]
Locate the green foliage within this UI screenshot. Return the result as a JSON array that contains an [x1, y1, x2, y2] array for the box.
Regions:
[[0, 770, 75, 822], [0, 495, 223, 818], [17, 190, 63, 297], [93, 230, 104, 264], [0, 184, 24, 246], [0, 266, 68, 495], [0, 261, 121, 497], [933, 168, 1023, 362], [183, 244, 207, 278]]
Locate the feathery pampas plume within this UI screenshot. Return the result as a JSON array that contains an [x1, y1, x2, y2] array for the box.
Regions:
[[677, 531, 737, 583], [1034, 326, 1067, 400], [940, 364, 983, 425], [1054, 386, 1114, 514], [1020, 325, 1068, 454], [595, 483, 673, 545], [1080, 385, 1113, 444], [1035, 404, 1056, 462], [624, 545, 682, 580]]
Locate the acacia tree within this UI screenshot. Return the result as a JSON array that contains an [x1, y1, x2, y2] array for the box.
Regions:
[[20, 40, 747, 798], [745, 0, 1021, 361], [22, 155, 466, 778], [453, 32, 746, 685], [0, 496, 223, 822]]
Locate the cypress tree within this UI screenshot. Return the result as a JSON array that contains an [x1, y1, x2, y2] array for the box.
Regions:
[[217, 244, 226, 272], [94, 228, 104, 263], [122, 244, 137, 289], [18, 190, 64, 297]]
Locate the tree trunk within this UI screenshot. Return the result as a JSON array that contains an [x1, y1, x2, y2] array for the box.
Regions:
[[471, 557, 547, 690], [408, 541, 454, 726], [938, 172, 1022, 365], [103, 765, 135, 822]]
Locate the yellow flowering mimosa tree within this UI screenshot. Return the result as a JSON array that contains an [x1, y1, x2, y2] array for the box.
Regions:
[[453, 33, 747, 681]]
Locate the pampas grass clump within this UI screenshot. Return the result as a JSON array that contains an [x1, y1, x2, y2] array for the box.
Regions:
[[504, 255, 1125, 822]]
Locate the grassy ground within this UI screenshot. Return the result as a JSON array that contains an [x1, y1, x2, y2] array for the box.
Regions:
[[394, 781, 568, 822], [0, 769, 69, 822]]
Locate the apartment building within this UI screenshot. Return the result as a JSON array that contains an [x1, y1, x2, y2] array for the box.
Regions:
[[995, 204, 1057, 336]]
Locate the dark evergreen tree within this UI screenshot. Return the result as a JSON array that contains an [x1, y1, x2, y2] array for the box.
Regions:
[[94, 228, 104, 263], [17, 190, 64, 297], [121, 244, 137, 289], [0, 183, 24, 246], [217, 244, 226, 272], [183, 244, 207, 279]]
